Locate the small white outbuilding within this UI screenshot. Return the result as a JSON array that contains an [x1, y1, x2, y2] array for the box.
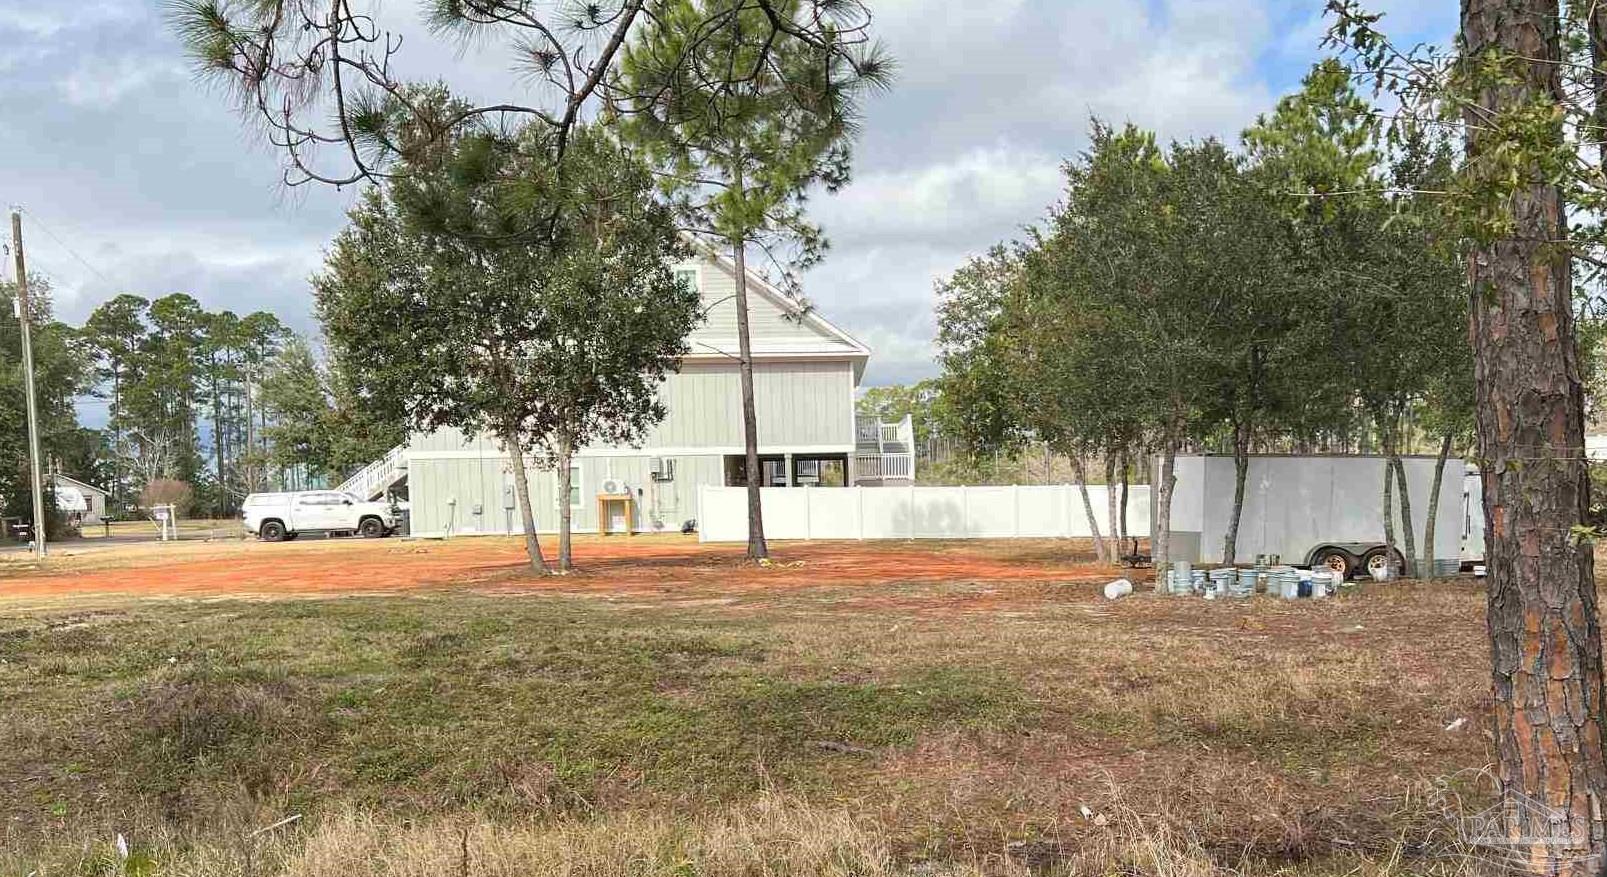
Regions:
[[49, 473, 108, 525]]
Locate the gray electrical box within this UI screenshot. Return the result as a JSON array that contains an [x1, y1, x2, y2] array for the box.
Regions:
[[649, 457, 675, 482]]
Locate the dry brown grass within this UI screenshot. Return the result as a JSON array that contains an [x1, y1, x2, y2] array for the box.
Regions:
[[0, 539, 1514, 876], [9, 792, 1493, 877]]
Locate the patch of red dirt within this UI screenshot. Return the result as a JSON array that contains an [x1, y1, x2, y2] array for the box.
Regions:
[[0, 537, 1119, 602]]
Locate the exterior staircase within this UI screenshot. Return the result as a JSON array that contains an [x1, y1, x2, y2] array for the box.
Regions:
[[336, 443, 409, 500]]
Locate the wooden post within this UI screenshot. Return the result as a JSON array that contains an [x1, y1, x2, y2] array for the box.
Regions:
[[10, 211, 45, 559]]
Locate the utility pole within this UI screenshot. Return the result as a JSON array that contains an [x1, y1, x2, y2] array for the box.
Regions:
[[244, 361, 255, 492], [10, 211, 46, 559]]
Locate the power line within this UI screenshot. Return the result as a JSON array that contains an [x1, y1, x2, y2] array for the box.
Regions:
[[14, 207, 118, 289]]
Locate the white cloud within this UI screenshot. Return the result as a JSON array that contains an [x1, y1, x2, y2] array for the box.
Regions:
[[0, 2, 138, 37], [801, 0, 1287, 386], [60, 54, 185, 106], [815, 146, 1062, 247]]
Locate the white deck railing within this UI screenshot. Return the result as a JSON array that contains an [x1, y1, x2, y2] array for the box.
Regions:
[[336, 444, 409, 499], [855, 451, 913, 481], [851, 414, 917, 482]]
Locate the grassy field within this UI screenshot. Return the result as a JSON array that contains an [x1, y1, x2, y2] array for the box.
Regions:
[[0, 539, 1497, 876]]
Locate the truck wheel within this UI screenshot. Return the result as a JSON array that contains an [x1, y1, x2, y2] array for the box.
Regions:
[[1314, 548, 1354, 580], [260, 520, 287, 543], [359, 517, 385, 538], [1361, 547, 1404, 579]]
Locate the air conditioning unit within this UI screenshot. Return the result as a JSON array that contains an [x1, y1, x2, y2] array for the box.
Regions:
[[600, 477, 629, 496], [649, 457, 675, 482]]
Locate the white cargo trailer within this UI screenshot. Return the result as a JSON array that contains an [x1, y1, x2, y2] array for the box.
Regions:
[[1154, 454, 1483, 578]]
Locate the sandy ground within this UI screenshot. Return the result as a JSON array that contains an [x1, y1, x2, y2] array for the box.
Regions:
[[0, 533, 1123, 605]]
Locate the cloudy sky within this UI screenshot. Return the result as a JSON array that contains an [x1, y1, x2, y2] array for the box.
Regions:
[[0, 0, 1454, 408]]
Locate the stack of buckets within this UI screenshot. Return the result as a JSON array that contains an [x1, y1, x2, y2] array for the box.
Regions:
[[1165, 561, 1196, 595], [1166, 561, 1337, 599]]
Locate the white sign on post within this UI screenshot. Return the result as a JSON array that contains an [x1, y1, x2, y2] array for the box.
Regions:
[[152, 504, 176, 542]]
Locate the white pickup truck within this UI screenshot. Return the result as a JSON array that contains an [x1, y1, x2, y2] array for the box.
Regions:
[[242, 491, 399, 542]]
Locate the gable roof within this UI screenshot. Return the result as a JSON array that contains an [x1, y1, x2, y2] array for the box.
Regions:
[[681, 236, 870, 366], [50, 472, 107, 496]]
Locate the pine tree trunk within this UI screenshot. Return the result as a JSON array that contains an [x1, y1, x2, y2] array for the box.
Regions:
[[1072, 455, 1104, 563], [1103, 453, 1121, 564], [1152, 434, 1178, 593], [557, 435, 574, 573], [501, 429, 549, 575], [1221, 421, 1250, 565], [730, 232, 768, 561], [1391, 454, 1417, 578], [1422, 431, 1453, 577], [1465, 1, 1607, 870]]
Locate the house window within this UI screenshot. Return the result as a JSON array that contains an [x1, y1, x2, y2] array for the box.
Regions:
[[675, 267, 699, 294], [555, 465, 581, 508]]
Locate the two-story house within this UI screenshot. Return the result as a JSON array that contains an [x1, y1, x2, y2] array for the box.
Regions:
[[337, 246, 914, 537]]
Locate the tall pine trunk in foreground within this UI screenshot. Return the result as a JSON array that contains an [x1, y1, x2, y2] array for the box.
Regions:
[[1465, 1, 1607, 870]]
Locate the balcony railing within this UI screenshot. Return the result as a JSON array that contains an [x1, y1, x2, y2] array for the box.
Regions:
[[855, 452, 913, 481]]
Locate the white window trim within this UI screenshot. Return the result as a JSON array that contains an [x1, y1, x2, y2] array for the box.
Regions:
[[674, 264, 701, 294], [555, 462, 583, 509]]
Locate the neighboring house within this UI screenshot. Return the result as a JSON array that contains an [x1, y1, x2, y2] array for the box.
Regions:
[[337, 247, 915, 537], [49, 473, 109, 526]]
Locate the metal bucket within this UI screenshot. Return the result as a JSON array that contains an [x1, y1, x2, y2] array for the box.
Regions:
[[1309, 570, 1333, 599], [1169, 562, 1194, 595]]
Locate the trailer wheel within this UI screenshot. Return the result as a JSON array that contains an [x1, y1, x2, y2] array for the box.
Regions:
[[1314, 548, 1354, 579], [1361, 546, 1405, 579]]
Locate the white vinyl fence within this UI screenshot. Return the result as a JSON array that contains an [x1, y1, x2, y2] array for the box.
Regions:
[[696, 484, 1151, 542]]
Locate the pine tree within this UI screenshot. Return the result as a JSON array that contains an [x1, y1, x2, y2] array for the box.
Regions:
[[616, 0, 891, 560]]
